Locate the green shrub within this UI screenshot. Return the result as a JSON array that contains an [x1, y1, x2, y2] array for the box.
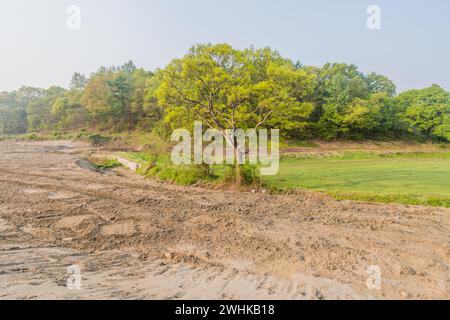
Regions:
[[49, 131, 62, 138], [93, 159, 122, 170], [146, 164, 212, 186], [221, 164, 261, 186], [27, 133, 38, 140], [88, 133, 110, 146]]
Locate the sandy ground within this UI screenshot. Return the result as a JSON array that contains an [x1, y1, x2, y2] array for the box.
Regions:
[[0, 140, 449, 300]]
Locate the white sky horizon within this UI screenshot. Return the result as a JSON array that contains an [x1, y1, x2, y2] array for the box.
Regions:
[[0, 0, 449, 93]]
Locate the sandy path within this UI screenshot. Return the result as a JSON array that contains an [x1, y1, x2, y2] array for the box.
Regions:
[[0, 140, 449, 299]]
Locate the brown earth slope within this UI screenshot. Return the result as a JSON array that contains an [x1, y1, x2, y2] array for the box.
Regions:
[[0, 140, 449, 299]]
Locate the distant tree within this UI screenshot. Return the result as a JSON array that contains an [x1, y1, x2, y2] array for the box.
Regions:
[[312, 63, 399, 139], [81, 71, 115, 128], [344, 92, 394, 136], [16, 86, 44, 106], [106, 74, 133, 130], [26, 86, 66, 132], [366, 72, 396, 97], [396, 85, 450, 140], [129, 69, 163, 130], [121, 60, 137, 74], [434, 115, 450, 141], [51, 91, 87, 130], [70, 73, 87, 91], [26, 99, 52, 132], [0, 104, 27, 134], [0, 87, 48, 134]]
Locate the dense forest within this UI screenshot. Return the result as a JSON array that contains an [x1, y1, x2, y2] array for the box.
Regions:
[[1, 44, 449, 142]]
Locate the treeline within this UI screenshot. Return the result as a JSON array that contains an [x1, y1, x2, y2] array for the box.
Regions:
[[1, 44, 449, 142]]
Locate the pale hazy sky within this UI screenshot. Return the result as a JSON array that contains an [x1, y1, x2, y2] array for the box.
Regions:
[[0, 0, 449, 92]]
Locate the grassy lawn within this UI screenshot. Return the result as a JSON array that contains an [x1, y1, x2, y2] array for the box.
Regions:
[[120, 150, 450, 208], [264, 152, 450, 207]]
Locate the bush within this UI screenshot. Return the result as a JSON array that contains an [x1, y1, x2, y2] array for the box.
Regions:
[[221, 164, 261, 186], [88, 133, 111, 146], [27, 133, 38, 140], [141, 139, 169, 166], [49, 131, 62, 138], [147, 164, 212, 186]]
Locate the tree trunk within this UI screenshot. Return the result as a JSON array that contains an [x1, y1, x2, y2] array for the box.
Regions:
[[234, 145, 244, 185]]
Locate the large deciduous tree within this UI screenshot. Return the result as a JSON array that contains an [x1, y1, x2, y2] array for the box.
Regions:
[[156, 44, 316, 168]]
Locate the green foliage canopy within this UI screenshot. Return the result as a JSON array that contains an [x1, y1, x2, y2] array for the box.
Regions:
[[0, 45, 448, 144]]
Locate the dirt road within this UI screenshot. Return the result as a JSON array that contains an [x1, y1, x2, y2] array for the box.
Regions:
[[0, 141, 449, 299]]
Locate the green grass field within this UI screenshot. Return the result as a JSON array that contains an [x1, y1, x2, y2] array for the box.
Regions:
[[264, 152, 450, 208], [120, 150, 450, 208]]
